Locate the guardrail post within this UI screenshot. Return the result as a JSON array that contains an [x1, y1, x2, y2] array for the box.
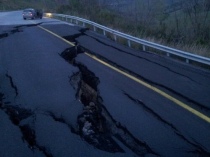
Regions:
[[76, 20, 78, 25], [93, 26, 96, 31], [114, 34, 117, 41], [103, 30, 106, 36], [186, 59, 189, 64], [83, 22, 86, 27], [65, 16, 67, 21], [127, 40, 131, 47], [143, 45, 146, 51], [167, 53, 170, 57]]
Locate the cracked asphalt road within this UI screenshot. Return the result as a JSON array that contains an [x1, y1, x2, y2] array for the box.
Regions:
[[0, 11, 210, 157]]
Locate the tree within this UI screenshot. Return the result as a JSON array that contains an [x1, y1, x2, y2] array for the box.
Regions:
[[183, 0, 210, 43]]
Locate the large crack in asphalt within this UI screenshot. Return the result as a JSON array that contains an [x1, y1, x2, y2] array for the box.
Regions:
[[0, 33, 9, 39], [60, 44, 159, 156], [6, 73, 18, 97], [123, 92, 210, 156], [0, 40, 145, 156], [88, 51, 210, 113], [0, 94, 53, 157], [0, 23, 42, 39], [62, 28, 210, 114], [0, 92, 4, 104], [1, 25, 208, 156], [63, 28, 89, 44], [60, 29, 210, 156], [64, 28, 204, 85]]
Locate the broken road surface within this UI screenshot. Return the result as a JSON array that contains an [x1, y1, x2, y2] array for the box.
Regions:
[[0, 11, 210, 157]]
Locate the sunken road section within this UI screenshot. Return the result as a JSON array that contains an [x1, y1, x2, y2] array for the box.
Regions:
[[60, 44, 159, 156]]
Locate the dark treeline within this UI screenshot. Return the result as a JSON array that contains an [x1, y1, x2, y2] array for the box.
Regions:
[[58, 0, 210, 54]]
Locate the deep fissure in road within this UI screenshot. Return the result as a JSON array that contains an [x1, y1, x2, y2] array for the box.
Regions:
[[62, 27, 210, 114], [60, 43, 158, 156]]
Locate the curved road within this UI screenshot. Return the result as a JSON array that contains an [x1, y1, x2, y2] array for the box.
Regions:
[[0, 11, 210, 157]]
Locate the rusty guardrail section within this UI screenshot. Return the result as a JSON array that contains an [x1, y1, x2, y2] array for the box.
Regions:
[[45, 13, 210, 66]]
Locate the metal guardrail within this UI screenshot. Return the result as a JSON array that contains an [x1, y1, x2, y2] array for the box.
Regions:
[[45, 13, 210, 66]]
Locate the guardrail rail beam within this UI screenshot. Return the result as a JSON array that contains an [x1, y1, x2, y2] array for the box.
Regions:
[[44, 13, 210, 67]]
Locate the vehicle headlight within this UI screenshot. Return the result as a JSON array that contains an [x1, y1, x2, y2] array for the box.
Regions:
[[46, 13, 52, 17]]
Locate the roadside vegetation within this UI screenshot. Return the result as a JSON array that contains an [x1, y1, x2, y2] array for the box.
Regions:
[[58, 0, 210, 57], [1, 0, 210, 57]]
